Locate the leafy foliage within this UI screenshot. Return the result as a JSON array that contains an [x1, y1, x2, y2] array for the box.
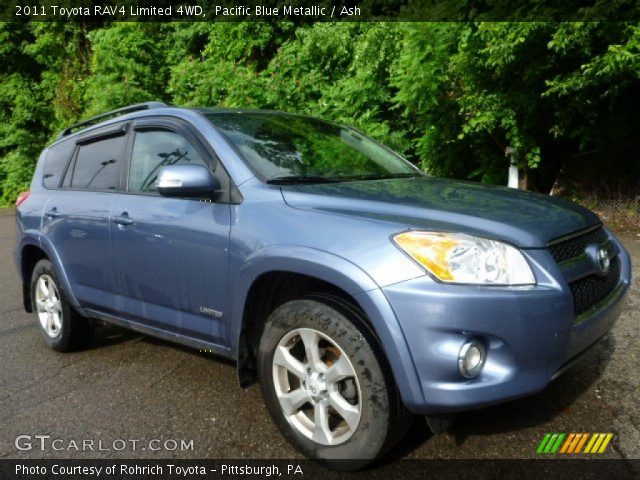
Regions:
[[0, 21, 639, 205]]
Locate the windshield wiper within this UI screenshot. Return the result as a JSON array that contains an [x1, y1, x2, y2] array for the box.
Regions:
[[266, 175, 338, 185], [341, 172, 423, 181], [266, 172, 423, 185]]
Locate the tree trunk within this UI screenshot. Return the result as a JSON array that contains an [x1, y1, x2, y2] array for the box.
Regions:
[[518, 163, 528, 190]]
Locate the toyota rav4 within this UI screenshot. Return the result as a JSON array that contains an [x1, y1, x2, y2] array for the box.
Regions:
[[14, 102, 631, 466]]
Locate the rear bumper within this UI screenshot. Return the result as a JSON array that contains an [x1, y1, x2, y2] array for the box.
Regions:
[[381, 241, 631, 415]]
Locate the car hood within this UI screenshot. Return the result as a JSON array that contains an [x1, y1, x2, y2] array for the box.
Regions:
[[280, 177, 600, 248]]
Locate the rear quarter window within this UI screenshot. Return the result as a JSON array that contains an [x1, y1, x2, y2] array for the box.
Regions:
[[43, 139, 75, 189]]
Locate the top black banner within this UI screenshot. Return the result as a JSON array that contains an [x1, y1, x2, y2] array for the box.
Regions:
[[4, 0, 640, 22]]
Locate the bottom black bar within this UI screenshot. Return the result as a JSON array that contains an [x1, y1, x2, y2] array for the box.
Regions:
[[1, 459, 639, 480]]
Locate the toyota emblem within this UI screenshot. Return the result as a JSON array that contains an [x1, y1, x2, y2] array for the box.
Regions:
[[597, 246, 611, 274]]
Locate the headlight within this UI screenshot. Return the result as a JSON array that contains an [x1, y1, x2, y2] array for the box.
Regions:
[[393, 231, 535, 285]]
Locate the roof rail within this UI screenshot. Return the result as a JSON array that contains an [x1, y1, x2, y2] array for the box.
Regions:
[[56, 101, 169, 139]]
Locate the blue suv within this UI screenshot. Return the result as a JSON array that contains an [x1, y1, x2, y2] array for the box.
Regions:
[[15, 102, 631, 465]]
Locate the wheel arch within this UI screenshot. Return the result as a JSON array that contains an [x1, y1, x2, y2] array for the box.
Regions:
[[18, 234, 80, 312], [19, 242, 48, 313], [231, 246, 426, 410]]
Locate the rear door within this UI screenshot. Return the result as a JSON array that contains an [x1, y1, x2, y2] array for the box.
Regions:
[[110, 117, 231, 346], [43, 123, 128, 311]]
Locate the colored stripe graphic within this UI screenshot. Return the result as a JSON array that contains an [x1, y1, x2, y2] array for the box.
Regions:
[[537, 434, 552, 453], [584, 433, 599, 453], [559, 433, 575, 453], [574, 433, 589, 453], [537, 433, 613, 454], [562, 433, 585, 453], [591, 434, 606, 453], [544, 433, 559, 453], [537, 433, 565, 453], [550, 433, 565, 453], [597, 433, 613, 453], [584, 433, 614, 454]]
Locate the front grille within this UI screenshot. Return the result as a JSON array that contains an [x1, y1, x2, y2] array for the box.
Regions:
[[569, 257, 621, 315], [548, 227, 608, 264], [548, 226, 620, 317]]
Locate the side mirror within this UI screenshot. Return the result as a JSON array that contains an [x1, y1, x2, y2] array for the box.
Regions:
[[156, 164, 221, 199]]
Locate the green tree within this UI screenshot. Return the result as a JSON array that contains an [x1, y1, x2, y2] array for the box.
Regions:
[[84, 22, 172, 114], [1, 21, 639, 205]]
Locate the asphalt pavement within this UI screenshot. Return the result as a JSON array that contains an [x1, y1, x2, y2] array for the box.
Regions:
[[1, 208, 638, 462]]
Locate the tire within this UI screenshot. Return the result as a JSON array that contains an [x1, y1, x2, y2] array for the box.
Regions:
[[257, 295, 412, 469], [30, 259, 94, 352]]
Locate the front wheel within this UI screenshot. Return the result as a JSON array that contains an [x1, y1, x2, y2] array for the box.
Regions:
[[257, 296, 412, 468]]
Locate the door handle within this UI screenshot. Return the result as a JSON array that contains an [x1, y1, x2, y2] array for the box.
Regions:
[[45, 208, 60, 218], [112, 215, 133, 226]]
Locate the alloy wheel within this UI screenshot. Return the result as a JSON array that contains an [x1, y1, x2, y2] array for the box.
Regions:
[[272, 327, 361, 446], [35, 274, 62, 338]]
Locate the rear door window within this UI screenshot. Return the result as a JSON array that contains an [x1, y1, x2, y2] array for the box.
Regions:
[[65, 135, 126, 191]]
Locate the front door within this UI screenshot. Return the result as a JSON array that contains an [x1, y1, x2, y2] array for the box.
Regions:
[[110, 119, 231, 346]]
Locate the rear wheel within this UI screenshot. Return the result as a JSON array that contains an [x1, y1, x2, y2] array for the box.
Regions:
[[257, 296, 412, 468], [30, 259, 94, 352]]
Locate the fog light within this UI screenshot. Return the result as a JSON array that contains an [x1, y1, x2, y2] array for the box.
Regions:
[[458, 340, 486, 378]]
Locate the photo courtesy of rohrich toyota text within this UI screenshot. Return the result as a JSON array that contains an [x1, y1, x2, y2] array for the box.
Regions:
[[0, 1, 639, 479]]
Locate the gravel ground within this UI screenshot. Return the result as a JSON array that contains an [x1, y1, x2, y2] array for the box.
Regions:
[[0, 208, 637, 463]]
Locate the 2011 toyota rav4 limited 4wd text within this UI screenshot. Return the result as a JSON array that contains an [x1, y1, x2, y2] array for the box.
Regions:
[[15, 102, 631, 466]]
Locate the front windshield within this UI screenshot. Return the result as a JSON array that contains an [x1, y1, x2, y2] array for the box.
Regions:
[[206, 112, 421, 183]]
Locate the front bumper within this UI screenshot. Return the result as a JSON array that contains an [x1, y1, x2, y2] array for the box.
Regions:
[[381, 238, 631, 415]]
